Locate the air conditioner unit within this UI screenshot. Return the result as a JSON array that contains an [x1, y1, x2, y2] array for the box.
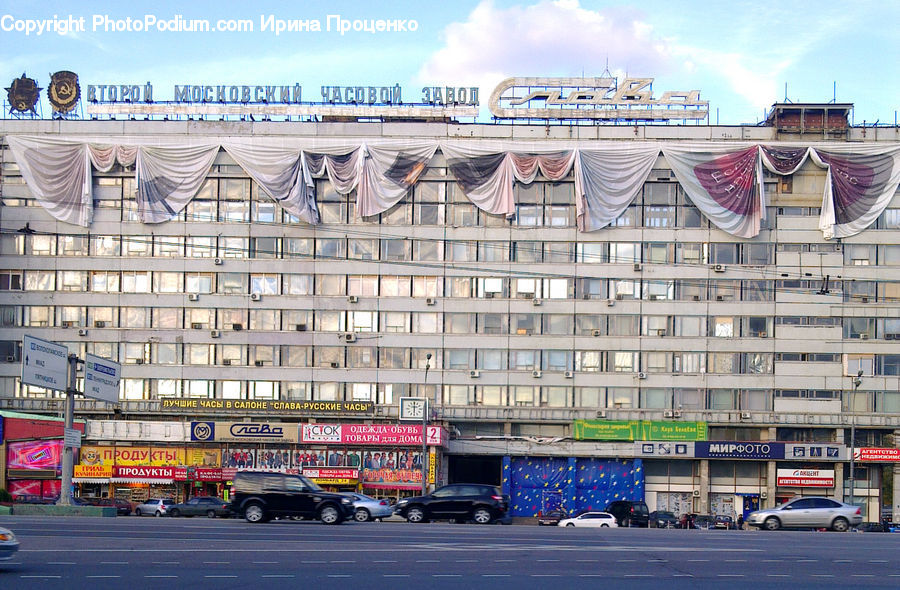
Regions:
[[712, 264, 725, 273], [692, 490, 701, 498], [859, 333, 870, 340], [740, 411, 752, 419], [860, 297, 869, 303], [214, 258, 224, 265], [656, 329, 667, 337], [188, 293, 200, 301], [344, 333, 357, 343], [637, 372, 647, 379], [596, 410, 606, 418], [691, 295, 701, 301], [715, 295, 725, 301], [532, 370, 542, 378], [210, 330, 221, 338], [295, 324, 307, 331], [348, 295, 359, 303], [191, 322, 203, 329], [615, 293, 624, 300], [759, 332, 767, 338], [425, 297, 436, 305], [94, 320, 106, 328], [633, 263, 642, 271], [760, 491, 768, 499], [591, 329, 602, 337], [222, 359, 232, 366], [61, 321, 74, 328], [469, 369, 480, 378], [232, 323, 243, 331], [250, 293, 261, 301], [254, 360, 265, 367], [564, 371, 574, 379], [606, 299, 615, 307], [532, 298, 542, 306], [664, 409, 675, 418], [329, 362, 339, 368], [77, 328, 88, 336]]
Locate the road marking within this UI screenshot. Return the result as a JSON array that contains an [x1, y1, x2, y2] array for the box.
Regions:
[[869, 560, 889, 563], [21, 576, 62, 579], [152, 561, 179, 565], [725, 559, 746, 562], [688, 559, 709, 562], [768, 574, 791, 578], [718, 574, 744, 577], [383, 575, 410, 578], [328, 575, 352, 578], [531, 574, 561, 577], [373, 560, 399, 563], [206, 575, 237, 578], [483, 575, 511, 577], [145, 575, 178, 578], [625, 574, 653, 578], [254, 561, 279, 564], [812, 575, 835, 578], [87, 576, 121, 579], [330, 560, 356, 563], [433, 574, 462, 577], [203, 561, 228, 564], [673, 574, 694, 578], [617, 559, 637, 562], [302, 560, 327, 564], [796, 559, 818, 562], [762, 559, 784, 562], [417, 560, 440, 563], [495, 559, 516, 562], [456, 559, 478, 562], [101, 561, 127, 565], [834, 559, 852, 563], [580, 574, 605, 577], [852, 575, 875, 578], [262, 575, 295, 578]]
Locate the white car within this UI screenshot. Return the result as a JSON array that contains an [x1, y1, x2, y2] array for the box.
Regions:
[[134, 498, 176, 517], [0, 527, 19, 561], [558, 511, 619, 528]]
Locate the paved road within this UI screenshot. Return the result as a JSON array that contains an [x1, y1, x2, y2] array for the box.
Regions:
[[1, 515, 899, 589]]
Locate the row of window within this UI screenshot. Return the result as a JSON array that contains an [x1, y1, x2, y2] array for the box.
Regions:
[[6, 231, 900, 267], [4, 169, 900, 229], [3, 270, 899, 304], [4, 305, 898, 339], [7, 379, 900, 413], [3, 339, 898, 377]]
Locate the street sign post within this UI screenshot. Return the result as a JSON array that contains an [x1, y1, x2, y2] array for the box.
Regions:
[[22, 334, 68, 391], [84, 353, 121, 404]]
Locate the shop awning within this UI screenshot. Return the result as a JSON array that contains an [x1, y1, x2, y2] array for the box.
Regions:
[[111, 478, 174, 484]]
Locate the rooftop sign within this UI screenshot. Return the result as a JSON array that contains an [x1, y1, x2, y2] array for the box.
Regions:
[[489, 76, 708, 121]]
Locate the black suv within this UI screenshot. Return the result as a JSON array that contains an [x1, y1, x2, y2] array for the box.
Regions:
[[229, 471, 354, 524], [604, 500, 650, 527], [394, 484, 511, 524]]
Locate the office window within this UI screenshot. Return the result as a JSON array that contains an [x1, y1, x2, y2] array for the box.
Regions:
[[609, 242, 640, 263], [643, 280, 674, 301], [743, 243, 773, 265], [675, 316, 704, 337], [608, 388, 636, 409], [510, 350, 539, 370], [479, 385, 506, 406], [316, 275, 345, 296], [447, 241, 476, 261], [316, 347, 343, 369], [348, 276, 378, 297], [26, 235, 56, 256], [123, 236, 151, 257], [25, 306, 52, 327], [676, 243, 706, 264], [674, 352, 705, 373], [514, 241, 542, 263], [284, 238, 313, 258], [154, 236, 184, 257], [186, 236, 215, 258], [446, 277, 471, 298], [577, 387, 604, 408], [121, 307, 149, 328], [577, 242, 605, 264], [347, 347, 377, 368], [219, 273, 247, 294], [576, 314, 602, 335], [381, 311, 409, 333], [709, 353, 739, 374], [479, 241, 509, 262], [221, 237, 247, 259], [544, 314, 573, 335], [121, 271, 150, 293], [250, 309, 279, 331], [446, 349, 474, 370], [479, 313, 508, 335], [513, 278, 538, 298], [251, 237, 279, 259], [543, 350, 572, 372], [284, 310, 312, 331], [281, 346, 310, 367], [378, 348, 407, 369], [477, 349, 507, 370], [348, 311, 377, 332], [284, 274, 313, 295], [316, 238, 346, 259], [59, 270, 87, 292], [59, 235, 88, 256], [845, 244, 875, 266], [576, 351, 602, 372], [712, 316, 735, 337], [512, 385, 536, 406], [609, 315, 639, 336], [412, 312, 441, 333], [744, 353, 773, 374], [316, 311, 345, 332], [612, 351, 637, 372], [414, 239, 442, 261], [349, 238, 378, 260], [544, 243, 574, 263], [91, 235, 121, 256], [250, 274, 278, 295], [184, 308, 211, 329], [643, 315, 670, 336], [153, 271, 183, 293], [610, 279, 638, 300]]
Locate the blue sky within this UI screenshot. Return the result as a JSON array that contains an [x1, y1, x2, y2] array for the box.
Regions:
[[1, 0, 897, 125]]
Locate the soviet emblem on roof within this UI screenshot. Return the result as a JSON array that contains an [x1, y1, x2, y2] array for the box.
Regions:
[[6, 74, 41, 114], [48, 70, 80, 113]]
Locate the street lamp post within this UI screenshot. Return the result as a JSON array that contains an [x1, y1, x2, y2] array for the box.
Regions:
[[421, 353, 432, 496], [848, 370, 863, 507]]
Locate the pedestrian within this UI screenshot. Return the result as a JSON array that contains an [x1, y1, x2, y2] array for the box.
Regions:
[[737, 514, 744, 530]]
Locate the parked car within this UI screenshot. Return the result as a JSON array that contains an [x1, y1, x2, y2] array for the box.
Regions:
[[0, 527, 19, 561], [692, 515, 715, 529], [393, 483, 510, 524], [229, 471, 354, 524], [604, 500, 650, 527], [558, 511, 618, 528], [340, 493, 393, 522], [854, 522, 888, 533], [93, 498, 134, 516], [168, 497, 231, 518], [537, 509, 569, 526], [649, 510, 679, 528], [134, 498, 176, 517], [746, 496, 862, 532], [714, 515, 735, 529]]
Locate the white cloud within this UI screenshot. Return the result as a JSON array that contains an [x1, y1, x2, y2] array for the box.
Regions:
[[417, 0, 674, 101]]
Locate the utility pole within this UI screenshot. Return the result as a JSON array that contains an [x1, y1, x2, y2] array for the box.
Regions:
[[848, 370, 863, 507], [57, 354, 79, 506], [421, 353, 432, 496]]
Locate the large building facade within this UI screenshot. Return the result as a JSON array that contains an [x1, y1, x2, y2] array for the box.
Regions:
[[1, 83, 899, 520]]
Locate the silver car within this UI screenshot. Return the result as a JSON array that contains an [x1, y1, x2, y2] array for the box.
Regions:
[[746, 496, 862, 532], [341, 493, 393, 522], [0, 527, 19, 561], [134, 498, 176, 517]]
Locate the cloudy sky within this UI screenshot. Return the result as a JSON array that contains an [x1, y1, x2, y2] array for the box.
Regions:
[[1, 0, 896, 125]]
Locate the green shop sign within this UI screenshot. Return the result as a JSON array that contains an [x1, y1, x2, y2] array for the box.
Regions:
[[574, 420, 707, 441]]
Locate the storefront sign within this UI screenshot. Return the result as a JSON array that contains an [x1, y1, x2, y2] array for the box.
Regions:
[[855, 448, 900, 462], [695, 442, 785, 460], [74, 464, 113, 478], [786, 443, 844, 461], [193, 422, 300, 443], [300, 424, 445, 446], [635, 442, 693, 457], [574, 420, 708, 441], [79, 446, 185, 466], [164, 399, 374, 415], [302, 468, 359, 485], [115, 466, 175, 479], [776, 469, 835, 488]]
